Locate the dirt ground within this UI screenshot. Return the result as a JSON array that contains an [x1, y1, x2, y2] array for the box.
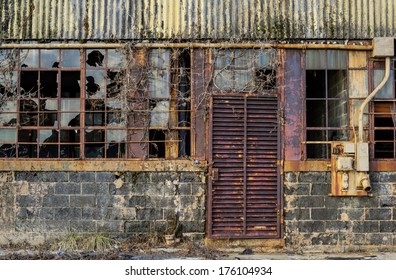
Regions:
[[1, 239, 396, 260]]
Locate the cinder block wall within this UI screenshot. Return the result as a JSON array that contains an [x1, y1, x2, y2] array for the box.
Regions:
[[284, 171, 396, 252], [0, 171, 206, 245]]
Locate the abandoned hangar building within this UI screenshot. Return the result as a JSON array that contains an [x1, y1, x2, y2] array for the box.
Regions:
[[0, 0, 396, 253]]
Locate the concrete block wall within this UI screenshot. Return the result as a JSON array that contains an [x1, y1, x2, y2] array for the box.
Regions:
[[284, 171, 396, 252], [0, 171, 206, 245]]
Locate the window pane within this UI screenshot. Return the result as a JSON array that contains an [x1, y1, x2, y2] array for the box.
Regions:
[[20, 71, 39, 95], [149, 49, 170, 68], [149, 70, 170, 98], [328, 70, 347, 98], [40, 49, 60, 68], [40, 71, 58, 97], [86, 70, 106, 98], [60, 145, 80, 158], [0, 128, 16, 142], [62, 50, 80, 68], [39, 130, 58, 143], [306, 50, 326, 69], [0, 71, 18, 96], [327, 50, 347, 69], [150, 100, 169, 127], [106, 129, 126, 142], [0, 100, 17, 126], [20, 49, 39, 68], [306, 100, 326, 127], [306, 70, 326, 98], [328, 100, 348, 127], [108, 49, 125, 68], [0, 144, 16, 157], [18, 144, 37, 158], [373, 70, 394, 99], [86, 50, 105, 68], [61, 71, 80, 98]]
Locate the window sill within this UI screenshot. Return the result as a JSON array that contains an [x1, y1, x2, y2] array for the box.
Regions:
[[284, 160, 396, 172], [0, 159, 207, 172]]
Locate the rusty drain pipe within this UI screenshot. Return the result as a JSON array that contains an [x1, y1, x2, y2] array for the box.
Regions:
[[358, 57, 391, 143]]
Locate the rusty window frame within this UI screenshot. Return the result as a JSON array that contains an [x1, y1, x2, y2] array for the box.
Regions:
[[304, 50, 349, 160], [370, 58, 396, 159], [0, 48, 193, 160]]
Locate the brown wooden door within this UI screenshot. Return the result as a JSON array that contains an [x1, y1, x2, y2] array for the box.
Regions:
[[208, 94, 281, 238]]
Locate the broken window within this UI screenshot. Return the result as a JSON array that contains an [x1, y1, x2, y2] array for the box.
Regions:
[[371, 59, 396, 159], [0, 47, 192, 160], [305, 50, 349, 159], [213, 49, 277, 92]]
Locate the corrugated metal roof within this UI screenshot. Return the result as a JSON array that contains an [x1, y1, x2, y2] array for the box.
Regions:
[[0, 0, 395, 41]]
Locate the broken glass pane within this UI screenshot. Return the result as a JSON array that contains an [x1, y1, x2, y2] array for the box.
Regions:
[[255, 49, 277, 68], [60, 145, 80, 158], [18, 130, 37, 142], [106, 142, 125, 158], [107, 70, 123, 98], [149, 49, 170, 69], [61, 113, 80, 127], [0, 129, 16, 142], [0, 144, 16, 157], [86, 70, 105, 98], [86, 50, 105, 67], [20, 71, 39, 96], [150, 100, 169, 127], [40, 49, 60, 68], [61, 71, 80, 98], [306, 50, 326, 69], [108, 49, 125, 68], [18, 144, 37, 158], [107, 111, 125, 126], [0, 100, 17, 126], [39, 144, 58, 158], [374, 69, 394, 99], [60, 130, 80, 143], [85, 129, 104, 142], [40, 71, 58, 97], [213, 50, 229, 69], [40, 113, 58, 127], [61, 99, 80, 127], [39, 130, 58, 143], [19, 99, 39, 126], [234, 49, 253, 68], [0, 71, 17, 96], [20, 49, 39, 68], [149, 70, 170, 98], [327, 50, 347, 69], [213, 69, 233, 90], [234, 70, 253, 90], [149, 129, 165, 158], [0, 49, 17, 68], [106, 129, 126, 143], [85, 144, 104, 158], [61, 50, 80, 68]]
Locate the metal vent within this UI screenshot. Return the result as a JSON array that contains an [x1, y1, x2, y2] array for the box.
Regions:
[[209, 94, 280, 238]]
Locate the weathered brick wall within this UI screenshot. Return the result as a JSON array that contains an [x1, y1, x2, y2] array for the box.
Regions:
[[0, 171, 205, 245], [284, 171, 396, 252]]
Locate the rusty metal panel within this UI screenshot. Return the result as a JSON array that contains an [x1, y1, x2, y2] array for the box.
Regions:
[[191, 49, 206, 160], [209, 94, 280, 238], [284, 49, 303, 160], [1, 0, 396, 40]]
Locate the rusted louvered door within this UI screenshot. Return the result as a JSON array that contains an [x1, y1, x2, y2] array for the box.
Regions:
[[209, 94, 281, 238]]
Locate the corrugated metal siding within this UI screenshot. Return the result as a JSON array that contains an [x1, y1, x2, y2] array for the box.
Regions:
[[1, 0, 395, 40]]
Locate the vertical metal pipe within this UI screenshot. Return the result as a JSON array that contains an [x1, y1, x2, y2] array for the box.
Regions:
[[358, 57, 391, 142]]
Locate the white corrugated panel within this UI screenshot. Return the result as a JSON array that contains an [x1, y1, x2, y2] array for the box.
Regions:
[[0, 0, 395, 40]]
